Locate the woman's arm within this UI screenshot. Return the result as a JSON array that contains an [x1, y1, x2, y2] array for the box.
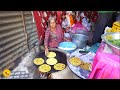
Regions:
[[44, 28, 50, 55]]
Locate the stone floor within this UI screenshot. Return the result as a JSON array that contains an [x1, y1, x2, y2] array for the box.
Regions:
[[51, 66, 81, 79]]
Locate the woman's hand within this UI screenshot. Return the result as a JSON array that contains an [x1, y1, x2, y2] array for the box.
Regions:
[[45, 46, 49, 55]]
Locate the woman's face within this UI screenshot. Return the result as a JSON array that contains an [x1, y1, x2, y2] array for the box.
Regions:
[[50, 19, 56, 29]]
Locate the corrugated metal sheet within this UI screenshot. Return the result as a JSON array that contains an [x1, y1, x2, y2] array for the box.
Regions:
[[0, 45, 28, 66], [0, 11, 38, 75], [0, 22, 23, 32], [0, 48, 28, 75], [0, 11, 21, 17], [0, 41, 26, 59], [0, 36, 26, 53], [23, 11, 38, 49]]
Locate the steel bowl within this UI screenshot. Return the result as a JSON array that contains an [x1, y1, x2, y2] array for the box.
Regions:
[[75, 30, 89, 36], [71, 34, 89, 48], [101, 32, 120, 56]]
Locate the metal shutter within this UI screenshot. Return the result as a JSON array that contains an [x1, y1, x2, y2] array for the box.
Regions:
[[0, 11, 38, 75], [23, 11, 38, 49]]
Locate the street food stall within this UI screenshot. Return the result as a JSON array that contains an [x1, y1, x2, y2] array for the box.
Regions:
[[0, 11, 120, 79]]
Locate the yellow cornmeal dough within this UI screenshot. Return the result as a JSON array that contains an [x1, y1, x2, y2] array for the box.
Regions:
[[46, 58, 58, 65], [54, 63, 66, 71], [33, 58, 44, 65], [38, 64, 51, 73], [69, 57, 81, 66], [47, 52, 56, 58]]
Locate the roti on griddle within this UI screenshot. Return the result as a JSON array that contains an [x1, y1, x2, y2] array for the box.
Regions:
[[54, 63, 66, 71], [69, 57, 81, 66], [33, 58, 44, 65], [46, 58, 58, 65], [47, 52, 56, 58], [38, 64, 51, 73]]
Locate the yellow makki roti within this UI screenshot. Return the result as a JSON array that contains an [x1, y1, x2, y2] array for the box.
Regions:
[[46, 58, 58, 65], [54, 63, 66, 71], [69, 57, 81, 66], [33, 58, 44, 65], [47, 52, 56, 58], [38, 64, 51, 73], [79, 61, 92, 71]]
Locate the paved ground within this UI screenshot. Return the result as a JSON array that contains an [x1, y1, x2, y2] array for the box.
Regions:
[[51, 66, 81, 79]]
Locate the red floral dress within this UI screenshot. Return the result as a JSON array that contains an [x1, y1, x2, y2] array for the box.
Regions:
[[84, 11, 98, 22]]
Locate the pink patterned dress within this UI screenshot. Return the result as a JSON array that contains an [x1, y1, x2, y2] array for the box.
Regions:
[[44, 24, 64, 48]]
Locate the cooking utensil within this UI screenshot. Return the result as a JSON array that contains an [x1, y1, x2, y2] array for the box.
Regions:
[[79, 50, 89, 55], [34, 50, 67, 73], [72, 34, 89, 49]]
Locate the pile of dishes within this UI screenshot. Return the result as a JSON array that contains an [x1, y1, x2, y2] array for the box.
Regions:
[[101, 32, 120, 56]]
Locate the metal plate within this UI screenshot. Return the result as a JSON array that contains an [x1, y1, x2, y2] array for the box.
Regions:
[[101, 32, 120, 55]]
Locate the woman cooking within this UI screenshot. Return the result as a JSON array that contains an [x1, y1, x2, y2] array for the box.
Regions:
[[44, 16, 64, 55]]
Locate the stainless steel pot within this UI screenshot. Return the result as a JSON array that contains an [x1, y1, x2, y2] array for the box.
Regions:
[[72, 34, 89, 48]]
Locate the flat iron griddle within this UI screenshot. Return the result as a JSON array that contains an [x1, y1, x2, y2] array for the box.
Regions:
[[34, 50, 67, 73]]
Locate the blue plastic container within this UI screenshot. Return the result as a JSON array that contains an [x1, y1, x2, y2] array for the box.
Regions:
[[58, 42, 77, 53]]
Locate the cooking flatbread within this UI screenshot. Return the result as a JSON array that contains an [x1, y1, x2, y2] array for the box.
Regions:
[[54, 63, 66, 71], [47, 52, 56, 58], [38, 64, 51, 73], [33, 58, 44, 65], [46, 58, 58, 65], [69, 57, 81, 66]]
